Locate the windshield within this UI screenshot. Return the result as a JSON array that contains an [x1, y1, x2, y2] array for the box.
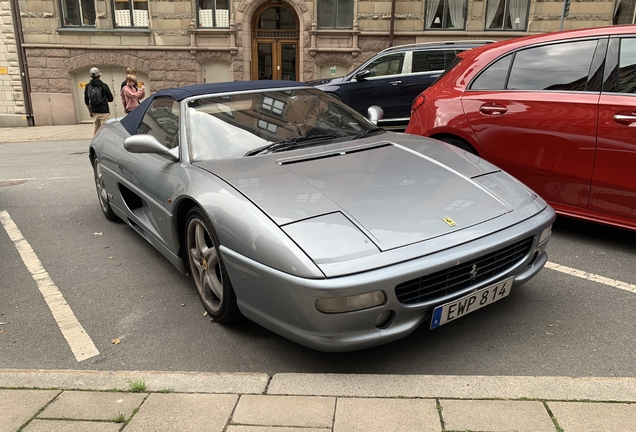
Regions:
[[186, 88, 378, 160]]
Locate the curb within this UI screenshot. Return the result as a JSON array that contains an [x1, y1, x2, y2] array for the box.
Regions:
[[1, 369, 635, 402]]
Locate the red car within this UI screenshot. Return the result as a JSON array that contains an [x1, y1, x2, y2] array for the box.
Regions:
[[406, 25, 636, 232]]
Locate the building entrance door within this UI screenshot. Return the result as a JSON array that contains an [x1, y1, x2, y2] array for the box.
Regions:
[[252, 2, 298, 81]]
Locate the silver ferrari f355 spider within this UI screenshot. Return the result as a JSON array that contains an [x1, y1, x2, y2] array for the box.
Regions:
[[89, 80, 555, 351]]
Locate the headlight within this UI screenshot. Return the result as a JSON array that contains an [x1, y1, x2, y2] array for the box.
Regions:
[[539, 225, 552, 244], [282, 212, 379, 264], [315, 291, 386, 314]]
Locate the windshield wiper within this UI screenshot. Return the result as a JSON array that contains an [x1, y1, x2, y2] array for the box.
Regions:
[[244, 134, 340, 156], [351, 127, 385, 140]]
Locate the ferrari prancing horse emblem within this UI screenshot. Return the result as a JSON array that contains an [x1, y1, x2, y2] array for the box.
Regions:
[[442, 217, 456, 227], [469, 264, 478, 282]]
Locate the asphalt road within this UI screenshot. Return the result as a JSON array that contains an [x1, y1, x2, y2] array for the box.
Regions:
[[1, 139, 634, 377]]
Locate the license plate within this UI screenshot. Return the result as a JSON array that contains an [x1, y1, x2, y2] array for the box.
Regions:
[[430, 276, 514, 329]]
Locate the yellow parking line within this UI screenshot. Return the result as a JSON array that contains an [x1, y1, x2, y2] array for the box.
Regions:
[[0, 210, 99, 362], [546, 262, 636, 294]]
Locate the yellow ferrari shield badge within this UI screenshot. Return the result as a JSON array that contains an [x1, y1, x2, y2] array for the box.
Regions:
[[442, 217, 456, 227]]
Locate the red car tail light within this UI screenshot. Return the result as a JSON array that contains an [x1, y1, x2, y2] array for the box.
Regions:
[[411, 94, 425, 114]]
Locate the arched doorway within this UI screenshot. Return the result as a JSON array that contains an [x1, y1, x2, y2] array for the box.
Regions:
[[252, 2, 298, 81]]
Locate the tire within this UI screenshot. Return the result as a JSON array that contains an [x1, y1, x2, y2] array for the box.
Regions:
[[185, 207, 241, 323], [93, 158, 118, 221], [437, 136, 478, 155]]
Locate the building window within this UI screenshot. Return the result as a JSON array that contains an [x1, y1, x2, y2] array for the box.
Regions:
[[260, 95, 287, 117], [613, 0, 636, 24], [318, 0, 353, 29], [485, 0, 529, 30], [257, 119, 279, 134], [113, 0, 149, 27], [60, 0, 96, 26], [425, 0, 467, 30], [198, 0, 230, 28]]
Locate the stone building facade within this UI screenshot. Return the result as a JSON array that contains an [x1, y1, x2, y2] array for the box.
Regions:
[[1, 0, 629, 126], [1, 0, 30, 126]]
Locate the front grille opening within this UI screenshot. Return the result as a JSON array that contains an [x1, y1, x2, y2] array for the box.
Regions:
[[395, 237, 533, 305]]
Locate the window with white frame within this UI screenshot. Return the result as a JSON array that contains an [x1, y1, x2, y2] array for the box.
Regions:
[[113, 0, 149, 27], [613, 0, 636, 24], [485, 0, 529, 30], [198, 0, 230, 28], [318, 0, 353, 29], [425, 0, 467, 30], [260, 96, 287, 117], [60, 0, 96, 26]]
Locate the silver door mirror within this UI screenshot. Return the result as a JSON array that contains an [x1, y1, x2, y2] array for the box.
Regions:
[[367, 106, 384, 125], [124, 135, 178, 161]]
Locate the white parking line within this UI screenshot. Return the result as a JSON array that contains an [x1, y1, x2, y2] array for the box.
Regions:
[[546, 262, 636, 294], [0, 210, 99, 362], [0, 177, 80, 181]]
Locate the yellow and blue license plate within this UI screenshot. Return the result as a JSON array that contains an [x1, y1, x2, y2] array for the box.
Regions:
[[430, 276, 514, 329]]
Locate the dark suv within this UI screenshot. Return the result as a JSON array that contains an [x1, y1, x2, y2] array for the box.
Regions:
[[308, 41, 492, 130]]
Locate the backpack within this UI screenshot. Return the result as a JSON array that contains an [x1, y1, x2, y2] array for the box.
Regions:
[[87, 82, 105, 107]]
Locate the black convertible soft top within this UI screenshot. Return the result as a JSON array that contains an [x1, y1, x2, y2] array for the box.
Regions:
[[120, 80, 309, 136]]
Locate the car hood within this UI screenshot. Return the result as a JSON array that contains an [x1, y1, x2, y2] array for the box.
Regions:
[[194, 139, 519, 252]]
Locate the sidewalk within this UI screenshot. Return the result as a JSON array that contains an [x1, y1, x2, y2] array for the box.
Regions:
[[0, 124, 94, 143], [1, 369, 635, 432]]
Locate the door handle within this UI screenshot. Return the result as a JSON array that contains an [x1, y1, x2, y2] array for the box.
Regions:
[[613, 114, 636, 125], [479, 105, 507, 115], [390, 81, 402, 85]]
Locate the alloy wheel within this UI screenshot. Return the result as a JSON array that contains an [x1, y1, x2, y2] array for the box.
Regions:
[[186, 217, 223, 313]]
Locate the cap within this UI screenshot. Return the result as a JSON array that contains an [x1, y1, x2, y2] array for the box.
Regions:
[[89, 67, 101, 78]]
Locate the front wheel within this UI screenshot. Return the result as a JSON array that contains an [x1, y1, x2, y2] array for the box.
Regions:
[[93, 158, 118, 221], [185, 207, 241, 323]]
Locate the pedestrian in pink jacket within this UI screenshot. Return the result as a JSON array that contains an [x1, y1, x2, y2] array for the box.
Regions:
[[121, 75, 145, 114]]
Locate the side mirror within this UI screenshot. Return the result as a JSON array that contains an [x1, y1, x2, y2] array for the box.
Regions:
[[354, 69, 372, 81], [367, 106, 384, 125], [124, 135, 178, 161]]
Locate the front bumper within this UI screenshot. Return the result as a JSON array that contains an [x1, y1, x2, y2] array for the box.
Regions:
[[222, 205, 556, 352]]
